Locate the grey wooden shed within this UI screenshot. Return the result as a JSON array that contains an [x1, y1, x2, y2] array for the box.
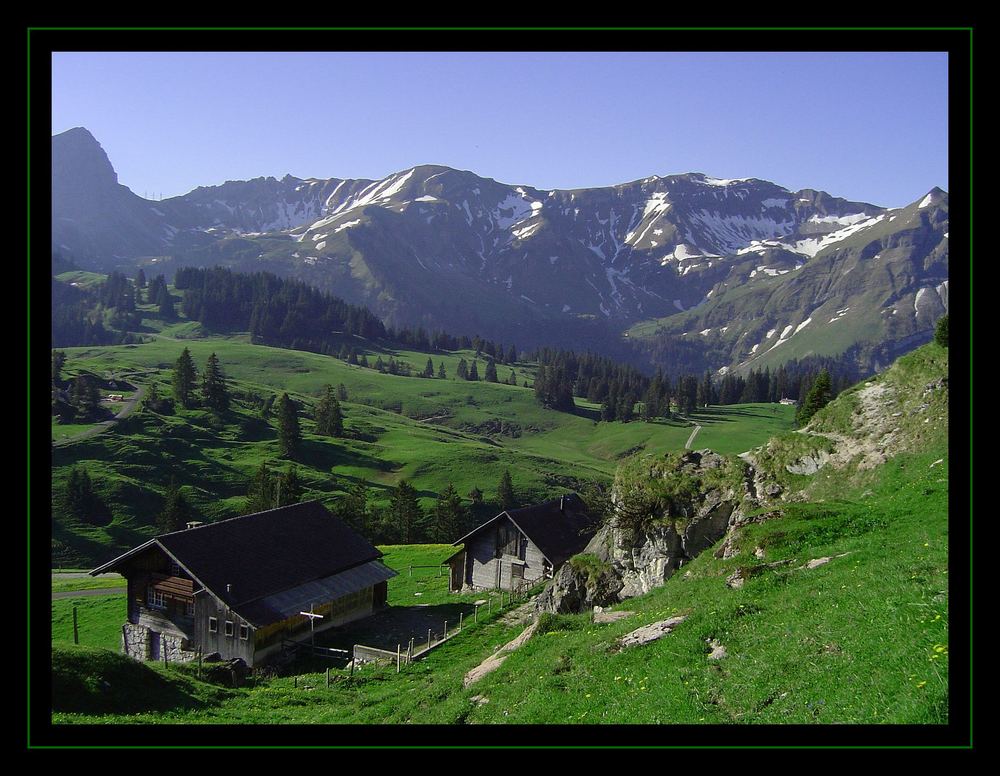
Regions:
[[448, 494, 597, 592]]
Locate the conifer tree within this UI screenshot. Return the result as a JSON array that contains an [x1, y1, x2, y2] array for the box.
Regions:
[[245, 462, 276, 514], [456, 358, 468, 380], [157, 478, 193, 534], [276, 393, 301, 458], [201, 352, 230, 413], [172, 347, 197, 408], [339, 480, 373, 535], [431, 483, 466, 543], [934, 314, 949, 348], [337, 383, 348, 401], [437, 362, 447, 379], [468, 361, 479, 381], [423, 358, 435, 378], [388, 479, 426, 544], [66, 466, 96, 521], [71, 374, 102, 419], [52, 350, 67, 385], [314, 384, 344, 437], [497, 468, 517, 510], [796, 369, 832, 427], [484, 358, 498, 383], [278, 464, 303, 507]]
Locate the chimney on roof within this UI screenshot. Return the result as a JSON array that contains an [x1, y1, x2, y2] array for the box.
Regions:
[[226, 583, 232, 595], [560, 495, 565, 513]]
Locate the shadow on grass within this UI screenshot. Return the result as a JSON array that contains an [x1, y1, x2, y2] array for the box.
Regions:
[[319, 601, 481, 653]]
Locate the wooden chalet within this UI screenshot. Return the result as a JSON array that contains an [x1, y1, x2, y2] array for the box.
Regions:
[[447, 493, 597, 592], [90, 500, 397, 667]]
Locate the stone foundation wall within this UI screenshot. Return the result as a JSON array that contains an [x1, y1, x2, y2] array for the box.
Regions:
[[121, 622, 198, 663]]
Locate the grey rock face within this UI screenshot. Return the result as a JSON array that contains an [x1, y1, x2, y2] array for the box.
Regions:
[[538, 449, 776, 614]]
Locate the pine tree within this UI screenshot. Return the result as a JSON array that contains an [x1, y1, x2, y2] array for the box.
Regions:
[[497, 469, 517, 510], [201, 352, 230, 413], [456, 358, 468, 380], [388, 479, 426, 544], [276, 393, 301, 459], [468, 361, 480, 381], [157, 478, 193, 534], [437, 362, 447, 379], [65, 466, 96, 521], [337, 383, 348, 401], [278, 464, 303, 507], [339, 480, 372, 535], [245, 462, 276, 514], [796, 369, 832, 427], [52, 350, 66, 385], [423, 358, 435, 378], [172, 347, 198, 409], [135, 268, 146, 289], [314, 384, 344, 437], [157, 282, 176, 319], [431, 483, 466, 543], [934, 314, 949, 348], [468, 486, 484, 505], [484, 358, 498, 383], [71, 374, 102, 419]]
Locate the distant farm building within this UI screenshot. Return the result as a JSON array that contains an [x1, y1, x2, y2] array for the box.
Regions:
[[106, 394, 124, 402], [90, 501, 396, 667], [778, 398, 798, 406], [448, 494, 598, 592]]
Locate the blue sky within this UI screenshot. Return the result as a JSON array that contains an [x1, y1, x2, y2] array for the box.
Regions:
[[51, 51, 949, 208]]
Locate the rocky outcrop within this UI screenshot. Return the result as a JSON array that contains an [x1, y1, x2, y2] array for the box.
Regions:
[[537, 449, 775, 614]]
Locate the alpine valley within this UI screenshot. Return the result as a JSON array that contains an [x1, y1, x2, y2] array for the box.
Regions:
[[52, 127, 949, 374]]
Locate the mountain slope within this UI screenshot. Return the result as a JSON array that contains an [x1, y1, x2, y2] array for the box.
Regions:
[[50, 128, 948, 365]]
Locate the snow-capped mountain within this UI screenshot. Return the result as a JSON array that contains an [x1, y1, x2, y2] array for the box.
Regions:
[[50, 127, 949, 370]]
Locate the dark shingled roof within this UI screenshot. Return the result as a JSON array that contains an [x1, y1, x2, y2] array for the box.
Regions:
[[94, 501, 384, 621], [454, 493, 598, 568]]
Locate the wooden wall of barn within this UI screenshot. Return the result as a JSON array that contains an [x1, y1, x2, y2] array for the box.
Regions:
[[193, 590, 256, 665], [464, 517, 550, 591]]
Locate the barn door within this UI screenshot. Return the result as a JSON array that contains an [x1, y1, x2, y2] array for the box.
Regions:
[[149, 631, 161, 661]]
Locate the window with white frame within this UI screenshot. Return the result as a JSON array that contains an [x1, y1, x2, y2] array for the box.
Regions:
[[239, 624, 249, 640], [225, 620, 234, 638], [146, 587, 166, 609], [208, 617, 218, 633], [184, 600, 195, 617]]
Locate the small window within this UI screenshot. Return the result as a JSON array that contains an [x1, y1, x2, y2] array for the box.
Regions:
[[208, 617, 218, 633], [146, 587, 166, 609], [169, 561, 182, 576], [239, 624, 249, 641], [225, 620, 234, 638], [185, 600, 195, 617]]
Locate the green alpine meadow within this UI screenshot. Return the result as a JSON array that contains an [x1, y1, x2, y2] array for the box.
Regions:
[[41, 48, 959, 745]]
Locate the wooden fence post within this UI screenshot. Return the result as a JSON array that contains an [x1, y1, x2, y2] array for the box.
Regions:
[[397, 644, 401, 673], [427, 628, 432, 651], [409, 565, 412, 578], [326, 667, 331, 687], [459, 612, 464, 631], [474, 604, 478, 623], [408, 639, 413, 663], [72, 606, 79, 645]]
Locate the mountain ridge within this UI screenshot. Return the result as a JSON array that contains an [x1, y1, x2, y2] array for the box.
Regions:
[[50, 127, 948, 371]]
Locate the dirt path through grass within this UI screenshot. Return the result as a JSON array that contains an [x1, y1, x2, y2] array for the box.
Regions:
[[685, 423, 702, 449], [52, 384, 145, 447]]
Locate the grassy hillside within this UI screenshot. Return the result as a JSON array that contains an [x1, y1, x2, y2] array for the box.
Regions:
[[51, 440, 948, 725], [51, 311, 793, 567], [50, 343, 950, 727]]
